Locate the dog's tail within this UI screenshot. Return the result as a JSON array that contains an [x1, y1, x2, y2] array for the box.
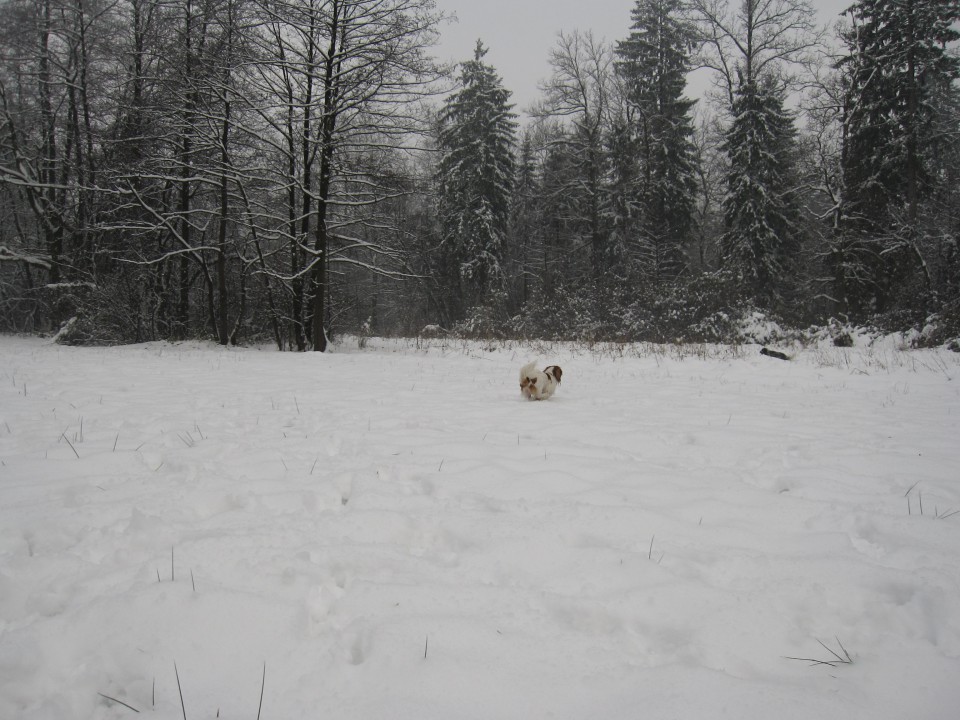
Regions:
[[520, 360, 538, 377]]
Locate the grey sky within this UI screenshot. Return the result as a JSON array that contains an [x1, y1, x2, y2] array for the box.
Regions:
[[432, 0, 851, 114]]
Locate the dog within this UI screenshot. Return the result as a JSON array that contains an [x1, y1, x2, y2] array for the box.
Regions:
[[519, 361, 563, 401]]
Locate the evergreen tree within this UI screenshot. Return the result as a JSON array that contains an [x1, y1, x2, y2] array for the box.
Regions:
[[616, 0, 700, 284], [604, 117, 643, 280], [436, 41, 517, 317], [507, 132, 541, 311], [537, 126, 586, 294], [836, 0, 960, 312], [719, 74, 800, 302]]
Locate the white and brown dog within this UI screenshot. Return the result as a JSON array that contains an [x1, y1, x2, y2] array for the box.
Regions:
[[519, 361, 563, 401]]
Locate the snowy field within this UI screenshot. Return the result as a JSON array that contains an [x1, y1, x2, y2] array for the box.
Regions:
[[1, 334, 959, 719]]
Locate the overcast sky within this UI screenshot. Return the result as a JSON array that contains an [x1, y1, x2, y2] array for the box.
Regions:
[[432, 0, 851, 115]]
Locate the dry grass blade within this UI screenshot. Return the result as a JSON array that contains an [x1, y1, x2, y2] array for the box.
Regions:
[[833, 636, 853, 663], [785, 637, 854, 668], [783, 655, 843, 667], [60, 431, 80, 459], [98, 692, 140, 713], [174, 662, 187, 720], [817, 638, 847, 663], [257, 662, 266, 720]]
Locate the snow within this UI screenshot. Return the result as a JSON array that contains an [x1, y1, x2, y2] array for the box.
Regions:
[[1, 334, 959, 719]]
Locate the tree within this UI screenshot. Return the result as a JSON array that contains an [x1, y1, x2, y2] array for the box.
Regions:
[[719, 75, 799, 300], [693, 0, 816, 302], [693, 0, 819, 107], [835, 0, 960, 313], [615, 0, 700, 284], [506, 130, 541, 311], [534, 31, 614, 280], [436, 40, 517, 320]]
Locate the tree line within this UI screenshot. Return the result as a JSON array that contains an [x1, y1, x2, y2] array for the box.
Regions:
[[1, 0, 958, 350]]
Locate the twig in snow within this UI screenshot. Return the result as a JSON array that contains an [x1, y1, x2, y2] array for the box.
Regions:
[[191, 569, 196, 592], [113, 433, 119, 452], [424, 635, 429, 659], [310, 456, 319, 475], [648, 535, 655, 560], [174, 662, 187, 720], [294, 396, 301, 415], [903, 480, 921, 497], [438, 458, 444, 472], [97, 692, 140, 713]]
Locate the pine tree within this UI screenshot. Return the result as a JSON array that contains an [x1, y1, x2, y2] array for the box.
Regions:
[[719, 74, 800, 302], [436, 40, 517, 317], [615, 0, 700, 284], [836, 0, 960, 312]]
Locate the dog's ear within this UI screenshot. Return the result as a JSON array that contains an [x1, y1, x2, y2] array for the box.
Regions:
[[547, 365, 562, 383]]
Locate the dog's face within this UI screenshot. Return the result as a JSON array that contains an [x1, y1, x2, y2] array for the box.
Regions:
[[519, 361, 540, 399]]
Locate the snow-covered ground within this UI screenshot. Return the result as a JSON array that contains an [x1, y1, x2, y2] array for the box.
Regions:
[[1, 335, 959, 719]]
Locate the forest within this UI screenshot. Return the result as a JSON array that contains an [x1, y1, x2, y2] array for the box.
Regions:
[[0, 0, 958, 350]]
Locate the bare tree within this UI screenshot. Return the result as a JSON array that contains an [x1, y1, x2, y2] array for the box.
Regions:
[[533, 30, 615, 279], [244, 0, 445, 350], [692, 0, 820, 108]]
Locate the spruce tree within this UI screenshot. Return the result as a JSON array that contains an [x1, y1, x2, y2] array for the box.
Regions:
[[837, 0, 960, 312], [436, 41, 517, 317], [719, 74, 800, 302], [615, 0, 700, 284]]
